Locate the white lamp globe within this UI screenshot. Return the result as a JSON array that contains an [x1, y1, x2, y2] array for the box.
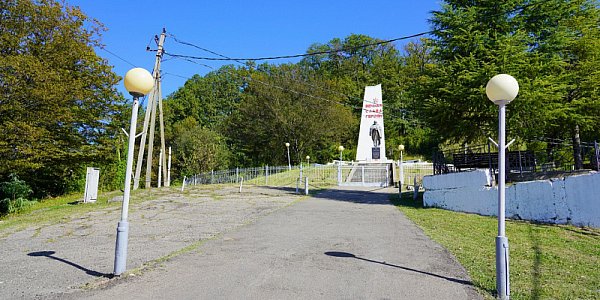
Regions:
[[285, 142, 290, 147], [398, 144, 405, 151], [486, 74, 519, 105], [338, 146, 344, 151], [124, 68, 154, 97], [306, 156, 310, 160]]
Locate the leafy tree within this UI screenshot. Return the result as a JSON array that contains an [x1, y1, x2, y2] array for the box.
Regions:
[[171, 117, 231, 177], [0, 0, 124, 196], [226, 64, 356, 166]]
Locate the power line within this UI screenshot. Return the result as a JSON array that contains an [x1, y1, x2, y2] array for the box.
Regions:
[[167, 37, 376, 105], [98, 46, 137, 68], [165, 31, 432, 62]]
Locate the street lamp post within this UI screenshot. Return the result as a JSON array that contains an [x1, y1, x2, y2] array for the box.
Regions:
[[338, 146, 344, 185], [486, 74, 519, 300], [114, 68, 154, 276], [285, 142, 291, 171], [398, 144, 405, 193], [306, 155, 310, 167]]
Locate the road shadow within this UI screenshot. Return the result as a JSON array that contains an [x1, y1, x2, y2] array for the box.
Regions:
[[324, 251, 473, 286], [310, 187, 393, 205], [28, 251, 112, 278]]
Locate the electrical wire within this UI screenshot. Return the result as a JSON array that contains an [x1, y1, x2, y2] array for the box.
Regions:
[[99, 46, 137, 68], [165, 31, 432, 62]]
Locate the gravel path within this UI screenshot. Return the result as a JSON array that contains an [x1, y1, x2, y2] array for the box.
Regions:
[[0, 185, 298, 299], [62, 186, 481, 300]]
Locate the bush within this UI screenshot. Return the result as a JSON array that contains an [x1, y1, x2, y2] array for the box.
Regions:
[[0, 174, 36, 215]]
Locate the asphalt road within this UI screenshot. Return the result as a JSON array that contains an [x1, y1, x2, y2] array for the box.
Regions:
[[66, 186, 481, 300]]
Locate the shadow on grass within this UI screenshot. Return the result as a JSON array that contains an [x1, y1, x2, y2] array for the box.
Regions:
[[389, 191, 426, 209], [28, 250, 113, 278], [324, 251, 473, 286]]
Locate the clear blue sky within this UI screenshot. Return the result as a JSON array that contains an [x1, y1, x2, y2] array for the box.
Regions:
[[68, 0, 443, 97]]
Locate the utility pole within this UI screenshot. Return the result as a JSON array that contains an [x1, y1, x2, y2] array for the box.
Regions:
[[158, 73, 168, 187], [133, 28, 166, 189]]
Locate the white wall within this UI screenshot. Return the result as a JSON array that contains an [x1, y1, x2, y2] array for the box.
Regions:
[[422, 170, 600, 228]]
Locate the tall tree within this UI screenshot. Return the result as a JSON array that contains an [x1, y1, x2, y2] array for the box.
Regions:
[[519, 0, 600, 169], [421, 0, 600, 161], [226, 64, 356, 166], [0, 0, 123, 196]]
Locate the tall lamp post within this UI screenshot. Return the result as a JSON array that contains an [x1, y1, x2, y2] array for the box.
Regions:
[[486, 74, 519, 300], [306, 155, 310, 167], [114, 68, 154, 276], [285, 142, 291, 171], [398, 144, 405, 192], [338, 146, 344, 185]]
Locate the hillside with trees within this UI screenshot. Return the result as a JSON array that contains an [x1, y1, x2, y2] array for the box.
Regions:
[[1, 0, 599, 211]]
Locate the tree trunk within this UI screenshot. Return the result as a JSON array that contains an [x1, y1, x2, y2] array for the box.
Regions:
[[572, 124, 583, 170]]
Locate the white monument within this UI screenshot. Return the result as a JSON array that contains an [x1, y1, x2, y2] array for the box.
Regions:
[[356, 84, 387, 161]]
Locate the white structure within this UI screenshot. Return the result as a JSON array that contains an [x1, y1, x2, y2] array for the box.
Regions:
[[423, 170, 600, 228], [356, 84, 387, 161], [83, 167, 100, 203]]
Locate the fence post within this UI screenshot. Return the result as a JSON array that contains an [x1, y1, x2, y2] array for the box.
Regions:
[[386, 164, 389, 187], [239, 177, 243, 193], [361, 166, 365, 185], [265, 165, 269, 185], [300, 163, 303, 181], [296, 178, 300, 194], [236, 167, 239, 183], [595, 141, 599, 171], [305, 177, 309, 195], [181, 176, 186, 192], [337, 164, 341, 185], [413, 176, 419, 201]]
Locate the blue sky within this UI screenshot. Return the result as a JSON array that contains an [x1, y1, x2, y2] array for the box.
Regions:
[[68, 0, 443, 97]]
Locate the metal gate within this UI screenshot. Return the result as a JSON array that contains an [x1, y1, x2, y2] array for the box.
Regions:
[[338, 163, 390, 187]]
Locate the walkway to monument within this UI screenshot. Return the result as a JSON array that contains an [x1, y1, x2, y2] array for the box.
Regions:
[[0, 186, 480, 299]]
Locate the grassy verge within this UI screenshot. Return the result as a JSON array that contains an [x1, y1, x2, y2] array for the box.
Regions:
[[0, 187, 183, 233], [391, 192, 600, 300]]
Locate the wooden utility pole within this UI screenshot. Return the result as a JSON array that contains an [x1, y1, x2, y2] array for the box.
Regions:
[[158, 74, 168, 187], [133, 28, 166, 189]]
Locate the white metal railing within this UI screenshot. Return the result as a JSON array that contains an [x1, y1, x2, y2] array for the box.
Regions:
[[183, 162, 434, 189]]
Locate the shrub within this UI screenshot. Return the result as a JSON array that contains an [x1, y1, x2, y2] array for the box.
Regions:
[[0, 174, 35, 215]]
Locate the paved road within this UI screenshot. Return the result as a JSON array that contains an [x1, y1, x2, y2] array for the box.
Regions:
[[67, 186, 481, 300]]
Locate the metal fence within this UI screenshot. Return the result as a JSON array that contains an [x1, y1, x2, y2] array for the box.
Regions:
[[182, 161, 434, 190], [432, 139, 600, 181]]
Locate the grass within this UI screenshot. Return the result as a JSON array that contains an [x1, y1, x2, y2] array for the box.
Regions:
[[391, 192, 600, 300], [0, 187, 179, 233]]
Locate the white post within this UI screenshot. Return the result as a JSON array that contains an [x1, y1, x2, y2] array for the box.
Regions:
[[305, 177, 309, 195], [114, 95, 140, 276], [400, 150, 404, 190], [239, 177, 243, 193], [157, 149, 162, 188], [181, 176, 186, 192], [286, 144, 291, 171], [496, 103, 510, 300], [166, 146, 171, 187]]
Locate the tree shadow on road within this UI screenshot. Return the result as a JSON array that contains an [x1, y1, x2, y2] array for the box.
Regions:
[[310, 187, 394, 205], [324, 251, 473, 286], [28, 251, 113, 278]]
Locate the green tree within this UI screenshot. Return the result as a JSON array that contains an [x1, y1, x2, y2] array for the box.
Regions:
[[226, 64, 356, 166], [171, 117, 231, 177], [0, 0, 124, 196], [519, 0, 600, 168]]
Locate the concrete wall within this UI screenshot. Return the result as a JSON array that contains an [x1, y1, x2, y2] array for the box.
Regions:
[[422, 170, 600, 228]]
